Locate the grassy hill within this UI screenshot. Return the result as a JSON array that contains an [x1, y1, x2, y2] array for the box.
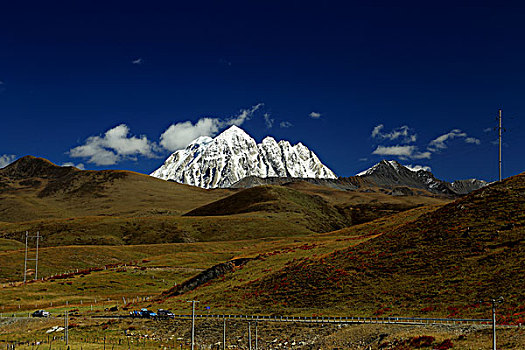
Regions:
[[0, 156, 231, 222], [0, 203, 435, 304], [185, 185, 351, 233], [225, 173, 525, 322], [0, 156, 449, 246], [0, 158, 522, 348], [152, 173, 525, 325]]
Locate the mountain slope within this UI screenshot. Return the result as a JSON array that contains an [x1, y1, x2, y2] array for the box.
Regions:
[[185, 185, 351, 233], [151, 126, 336, 188], [234, 172, 524, 320], [0, 156, 450, 246], [356, 160, 488, 195], [0, 156, 231, 222], [231, 160, 487, 197]]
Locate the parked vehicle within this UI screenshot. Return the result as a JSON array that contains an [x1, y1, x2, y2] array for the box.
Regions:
[[130, 308, 157, 318], [129, 310, 141, 318], [32, 310, 50, 317], [157, 309, 175, 318], [141, 308, 157, 318]]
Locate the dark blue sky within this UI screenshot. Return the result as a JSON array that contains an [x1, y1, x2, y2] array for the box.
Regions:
[[1, 1, 524, 182]]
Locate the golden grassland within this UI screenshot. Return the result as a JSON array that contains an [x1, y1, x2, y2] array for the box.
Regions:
[[0, 158, 448, 246], [1, 157, 524, 348]]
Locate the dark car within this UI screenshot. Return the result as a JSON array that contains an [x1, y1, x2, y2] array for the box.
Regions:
[[32, 310, 50, 317], [130, 308, 157, 318], [129, 310, 141, 318], [157, 309, 175, 319], [140, 308, 157, 318]]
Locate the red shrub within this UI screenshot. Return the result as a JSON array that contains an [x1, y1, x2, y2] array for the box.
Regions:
[[409, 335, 435, 347], [435, 339, 453, 350]]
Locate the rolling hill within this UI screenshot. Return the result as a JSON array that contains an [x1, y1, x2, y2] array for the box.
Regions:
[[0, 155, 232, 222], [0, 156, 450, 246], [232, 173, 524, 321], [157, 172, 525, 324], [0, 171, 522, 348]]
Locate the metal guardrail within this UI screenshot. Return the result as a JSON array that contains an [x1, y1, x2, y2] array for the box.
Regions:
[[4, 313, 519, 328], [88, 313, 495, 326], [168, 314, 492, 325]]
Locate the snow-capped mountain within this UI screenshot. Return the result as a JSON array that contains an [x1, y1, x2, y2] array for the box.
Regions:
[[151, 126, 337, 188], [356, 160, 488, 195]]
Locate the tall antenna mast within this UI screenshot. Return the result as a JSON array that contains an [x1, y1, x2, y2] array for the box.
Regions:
[[498, 109, 502, 181]]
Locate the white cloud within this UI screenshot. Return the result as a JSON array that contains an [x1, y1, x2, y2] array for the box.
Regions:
[[61, 162, 85, 170], [263, 113, 274, 128], [427, 129, 480, 151], [404, 164, 432, 172], [0, 154, 16, 168], [411, 151, 432, 159], [465, 137, 481, 145], [159, 104, 264, 151], [132, 58, 143, 65], [372, 145, 431, 160], [483, 127, 492, 133], [309, 112, 321, 119], [280, 121, 293, 128], [69, 124, 156, 166], [160, 118, 221, 151], [371, 124, 416, 143], [227, 103, 263, 126], [372, 145, 415, 157], [371, 124, 384, 138]]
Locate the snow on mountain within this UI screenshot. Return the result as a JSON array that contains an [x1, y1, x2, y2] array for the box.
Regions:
[[356, 160, 487, 195], [151, 125, 337, 188]]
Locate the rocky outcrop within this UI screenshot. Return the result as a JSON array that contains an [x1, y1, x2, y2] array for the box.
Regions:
[[162, 257, 255, 297]]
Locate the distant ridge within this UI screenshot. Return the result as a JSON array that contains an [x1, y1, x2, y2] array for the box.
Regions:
[[0, 155, 77, 179], [356, 160, 487, 195], [231, 160, 487, 196]]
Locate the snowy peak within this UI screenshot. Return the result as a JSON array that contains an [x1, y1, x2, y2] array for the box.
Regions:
[[215, 125, 253, 142], [356, 160, 487, 195], [356, 160, 414, 177], [151, 127, 337, 188]]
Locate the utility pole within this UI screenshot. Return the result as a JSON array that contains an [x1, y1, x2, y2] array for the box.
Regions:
[[64, 309, 69, 346], [492, 300, 497, 350], [34, 231, 40, 280], [23, 231, 41, 282], [23, 232, 28, 283], [498, 109, 503, 181], [223, 317, 226, 350], [248, 322, 252, 350], [187, 300, 199, 350], [480, 297, 503, 350], [255, 321, 258, 350]]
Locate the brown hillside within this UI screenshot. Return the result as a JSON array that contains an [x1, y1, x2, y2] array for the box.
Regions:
[[0, 156, 232, 222], [185, 184, 449, 232], [0, 156, 449, 246], [185, 185, 351, 233], [234, 173, 525, 322]]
